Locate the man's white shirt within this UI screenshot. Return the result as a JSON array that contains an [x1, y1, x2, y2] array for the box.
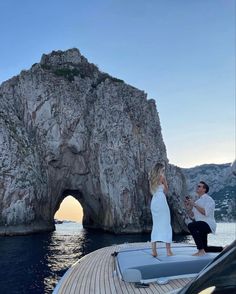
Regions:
[[192, 193, 216, 234]]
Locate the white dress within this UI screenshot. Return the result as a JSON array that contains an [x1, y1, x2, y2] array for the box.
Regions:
[[151, 184, 172, 243]]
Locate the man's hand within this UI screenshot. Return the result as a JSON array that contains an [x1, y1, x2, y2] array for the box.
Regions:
[[188, 199, 195, 207], [184, 197, 193, 209]]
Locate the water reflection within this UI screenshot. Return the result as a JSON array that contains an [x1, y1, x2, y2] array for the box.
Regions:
[[0, 223, 151, 294], [0, 222, 235, 294], [0, 233, 54, 294]]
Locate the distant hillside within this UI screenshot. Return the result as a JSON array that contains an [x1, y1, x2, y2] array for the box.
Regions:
[[182, 163, 236, 222]]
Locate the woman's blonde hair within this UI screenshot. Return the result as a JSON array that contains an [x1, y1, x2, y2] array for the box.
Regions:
[[149, 162, 165, 194]]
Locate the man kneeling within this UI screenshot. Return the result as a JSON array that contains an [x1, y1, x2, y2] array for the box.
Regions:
[[185, 181, 223, 256]]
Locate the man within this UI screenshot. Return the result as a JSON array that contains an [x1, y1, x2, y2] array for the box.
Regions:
[[186, 181, 223, 256]]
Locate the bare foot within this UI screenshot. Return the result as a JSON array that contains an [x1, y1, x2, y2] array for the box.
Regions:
[[167, 251, 174, 256], [151, 242, 157, 257], [192, 250, 206, 256]]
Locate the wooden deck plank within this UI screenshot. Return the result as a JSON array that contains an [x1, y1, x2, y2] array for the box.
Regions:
[[71, 255, 93, 292], [84, 249, 104, 294], [96, 248, 108, 294], [73, 254, 94, 293], [68, 253, 93, 293], [94, 249, 109, 294], [104, 246, 116, 293], [72, 258, 92, 293], [54, 242, 193, 294], [70, 250, 97, 294], [88, 249, 103, 293], [152, 282, 164, 294]]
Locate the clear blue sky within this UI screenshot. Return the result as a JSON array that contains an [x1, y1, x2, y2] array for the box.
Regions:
[[0, 0, 235, 168]]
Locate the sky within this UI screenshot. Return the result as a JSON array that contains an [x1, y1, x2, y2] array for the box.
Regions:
[[0, 1, 235, 220], [55, 196, 83, 221]]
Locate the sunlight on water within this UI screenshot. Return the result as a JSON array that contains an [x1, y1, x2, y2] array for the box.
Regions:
[[175, 223, 236, 246], [0, 222, 235, 294], [208, 222, 236, 246]]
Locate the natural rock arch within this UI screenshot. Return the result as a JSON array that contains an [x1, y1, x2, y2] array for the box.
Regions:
[[54, 191, 84, 222], [0, 48, 188, 235]]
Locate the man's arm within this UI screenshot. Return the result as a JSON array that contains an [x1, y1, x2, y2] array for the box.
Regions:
[[187, 209, 195, 219], [191, 200, 206, 215], [184, 198, 195, 219]]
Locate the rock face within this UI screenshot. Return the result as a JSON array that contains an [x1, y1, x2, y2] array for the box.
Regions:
[[0, 48, 189, 235], [182, 163, 236, 222]]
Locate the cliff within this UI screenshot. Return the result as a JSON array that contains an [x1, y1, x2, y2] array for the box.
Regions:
[[0, 48, 189, 235]]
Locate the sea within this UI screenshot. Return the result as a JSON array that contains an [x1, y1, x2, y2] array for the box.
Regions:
[[0, 222, 235, 294]]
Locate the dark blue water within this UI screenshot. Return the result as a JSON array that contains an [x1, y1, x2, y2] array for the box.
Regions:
[[0, 222, 234, 294], [0, 224, 153, 294]]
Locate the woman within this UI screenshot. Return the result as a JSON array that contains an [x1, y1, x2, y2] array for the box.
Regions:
[[149, 162, 173, 256]]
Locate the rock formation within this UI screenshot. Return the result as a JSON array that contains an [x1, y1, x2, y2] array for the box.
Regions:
[[0, 48, 189, 235]]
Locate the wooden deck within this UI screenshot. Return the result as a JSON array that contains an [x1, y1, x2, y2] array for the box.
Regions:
[[54, 242, 193, 294]]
